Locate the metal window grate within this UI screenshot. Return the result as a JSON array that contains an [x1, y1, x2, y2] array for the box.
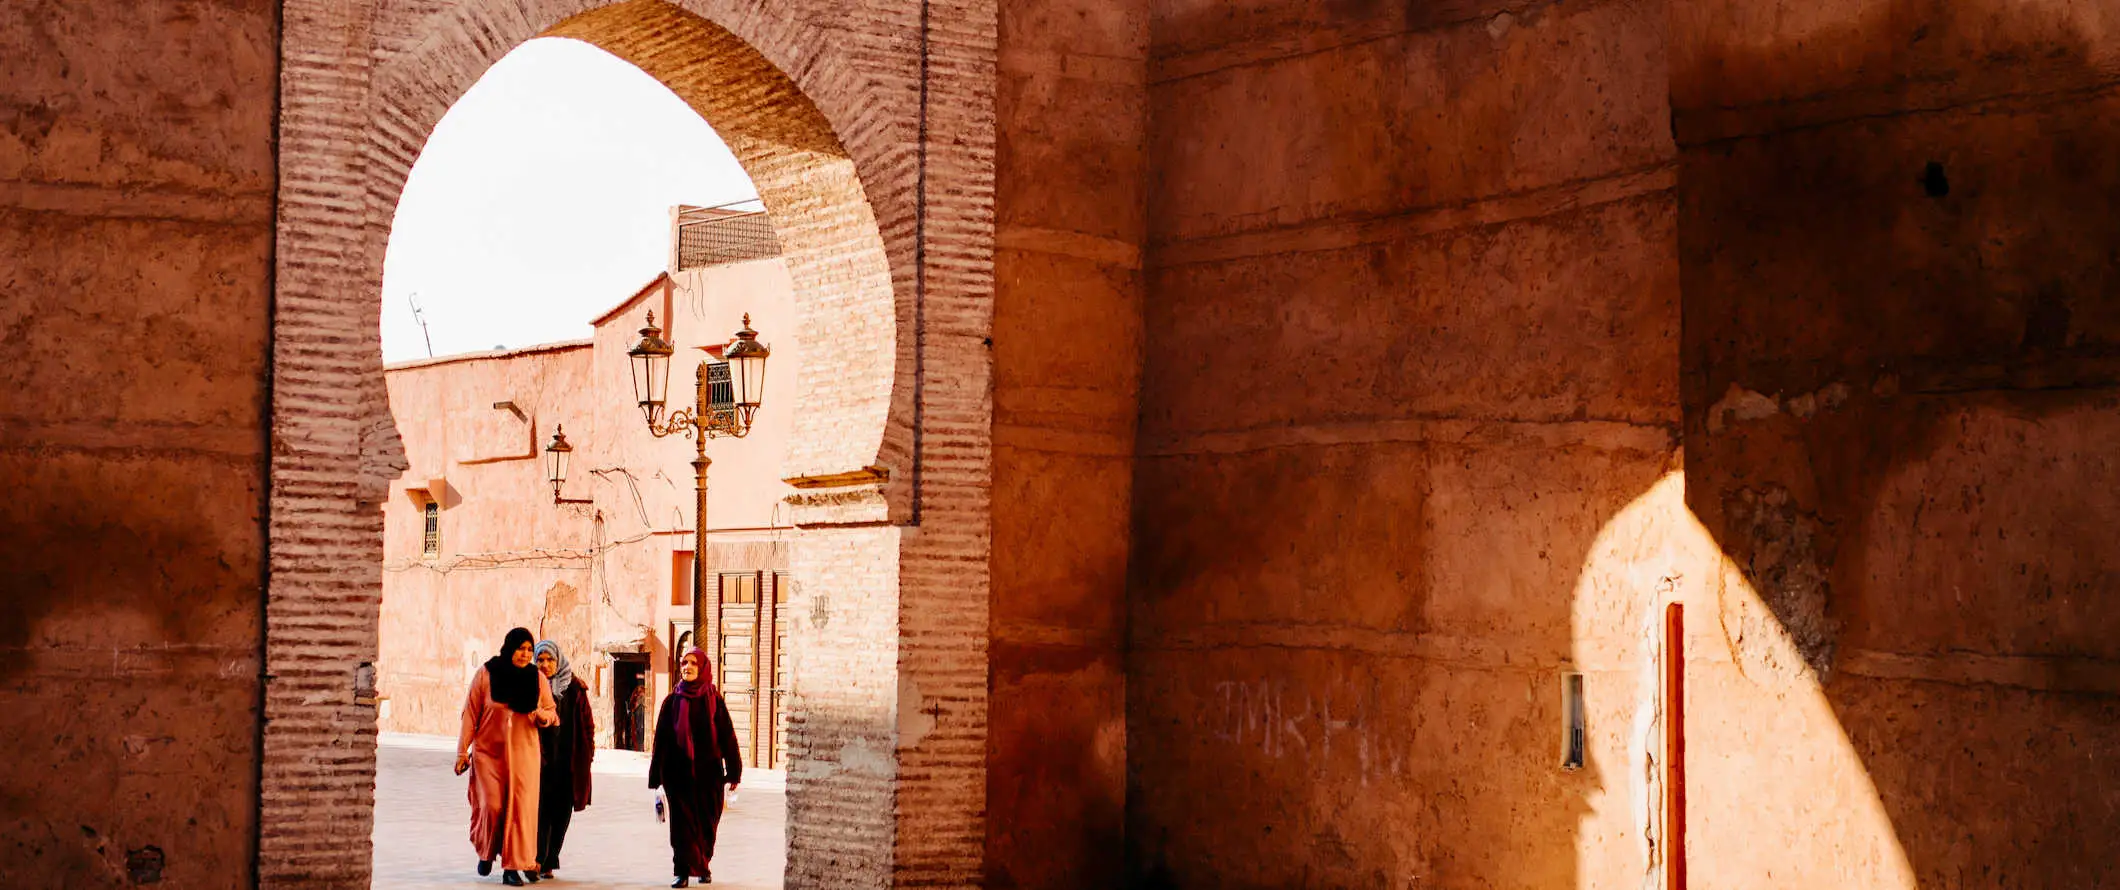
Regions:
[[422, 502, 439, 558], [706, 360, 734, 412], [676, 210, 780, 270]]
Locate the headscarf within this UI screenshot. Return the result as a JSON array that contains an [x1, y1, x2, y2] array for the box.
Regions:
[[484, 627, 541, 714], [673, 647, 715, 700], [534, 639, 574, 698], [671, 647, 716, 760]]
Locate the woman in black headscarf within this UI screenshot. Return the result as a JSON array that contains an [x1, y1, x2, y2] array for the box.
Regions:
[[532, 639, 594, 880], [647, 647, 742, 887], [455, 627, 557, 885]]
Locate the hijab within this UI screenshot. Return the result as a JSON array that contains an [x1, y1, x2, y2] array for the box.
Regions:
[[671, 647, 716, 760], [534, 639, 574, 698], [484, 627, 541, 714], [673, 647, 715, 700]]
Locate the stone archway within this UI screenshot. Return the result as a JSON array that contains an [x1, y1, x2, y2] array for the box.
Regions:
[[266, 2, 993, 887]]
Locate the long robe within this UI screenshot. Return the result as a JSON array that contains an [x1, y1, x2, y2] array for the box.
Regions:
[[459, 667, 558, 870], [646, 688, 743, 878], [535, 683, 595, 870]]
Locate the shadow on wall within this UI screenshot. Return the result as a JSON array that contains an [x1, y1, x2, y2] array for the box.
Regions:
[[1126, 0, 1683, 882], [1125, 0, 2120, 886], [1127, 441, 1680, 889], [0, 457, 265, 885], [1676, 0, 2120, 885], [0, 457, 263, 680]]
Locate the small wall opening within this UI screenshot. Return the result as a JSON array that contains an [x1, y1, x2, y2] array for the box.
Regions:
[[1561, 672, 1587, 771]]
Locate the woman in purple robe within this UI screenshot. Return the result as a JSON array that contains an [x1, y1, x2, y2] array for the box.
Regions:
[[647, 647, 742, 887]]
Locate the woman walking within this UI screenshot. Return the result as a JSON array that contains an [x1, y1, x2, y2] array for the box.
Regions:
[[532, 639, 594, 880], [456, 627, 557, 886], [647, 647, 743, 887]]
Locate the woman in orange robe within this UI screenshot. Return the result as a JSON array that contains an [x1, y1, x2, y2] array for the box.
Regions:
[[455, 627, 558, 886]]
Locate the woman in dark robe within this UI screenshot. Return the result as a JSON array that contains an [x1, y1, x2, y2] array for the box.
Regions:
[[532, 639, 594, 880], [455, 627, 557, 886], [647, 647, 743, 887]]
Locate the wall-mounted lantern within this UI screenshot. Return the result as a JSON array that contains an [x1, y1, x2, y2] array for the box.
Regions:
[[546, 424, 592, 505]]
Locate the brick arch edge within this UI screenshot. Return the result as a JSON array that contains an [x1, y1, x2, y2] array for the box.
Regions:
[[265, 1, 994, 888]]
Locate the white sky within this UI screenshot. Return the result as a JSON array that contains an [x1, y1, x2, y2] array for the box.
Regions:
[[381, 38, 758, 363]]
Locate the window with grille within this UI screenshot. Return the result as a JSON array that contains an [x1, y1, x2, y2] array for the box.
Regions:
[[706, 360, 734, 414], [422, 502, 439, 558]]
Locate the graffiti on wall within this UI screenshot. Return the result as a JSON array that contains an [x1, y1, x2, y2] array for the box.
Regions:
[[1204, 676, 1414, 785]]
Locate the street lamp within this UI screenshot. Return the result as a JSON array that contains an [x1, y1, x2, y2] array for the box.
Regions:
[[626, 311, 771, 645], [545, 425, 592, 505], [627, 311, 676, 428]]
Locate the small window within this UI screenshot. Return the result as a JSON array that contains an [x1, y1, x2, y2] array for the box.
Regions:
[[1561, 672, 1586, 770], [422, 502, 440, 558], [706, 361, 735, 412], [673, 553, 695, 606]]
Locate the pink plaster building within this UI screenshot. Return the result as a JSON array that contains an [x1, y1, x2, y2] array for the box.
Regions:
[[377, 207, 801, 766]]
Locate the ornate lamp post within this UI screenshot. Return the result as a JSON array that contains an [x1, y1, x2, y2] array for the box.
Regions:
[[545, 425, 592, 505], [625, 310, 770, 645]]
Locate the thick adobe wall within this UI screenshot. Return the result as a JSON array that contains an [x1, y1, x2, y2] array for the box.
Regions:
[[0, 1, 275, 887], [1672, 0, 2120, 885], [988, 0, 1147, 887], [1130, 1, 1683, 887]]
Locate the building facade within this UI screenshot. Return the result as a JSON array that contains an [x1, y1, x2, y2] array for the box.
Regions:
[[13, 2, 2120, 888], [376, 208, 800, 767]]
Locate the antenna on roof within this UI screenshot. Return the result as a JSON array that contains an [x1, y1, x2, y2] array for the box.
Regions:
[[407, 291, 435, 358], [699, 196, 764, 212]]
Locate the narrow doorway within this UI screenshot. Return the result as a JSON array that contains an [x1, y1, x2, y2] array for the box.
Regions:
[[613, 655, 650, 752], [704, 570, 792, 768], [717, 572, 760, 765]]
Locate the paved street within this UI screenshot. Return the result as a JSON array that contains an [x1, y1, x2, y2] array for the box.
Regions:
[[374, 734, 785, 889]]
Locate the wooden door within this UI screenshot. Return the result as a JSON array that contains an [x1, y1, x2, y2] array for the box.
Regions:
[[716, 572, 760, 766], [768, 572, 791, 768]]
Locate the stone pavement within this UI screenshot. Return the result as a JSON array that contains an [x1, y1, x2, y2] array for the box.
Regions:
[[373, 734, 785, 889]]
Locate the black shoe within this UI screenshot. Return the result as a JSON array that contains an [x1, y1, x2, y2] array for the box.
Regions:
[[477, 860, 493, 877], [703, 867, 712, 884], [524, 870, 541, 883], [538, 869, 554, 880], [502, 870, 525, 886], [670, 878, 689, 888]]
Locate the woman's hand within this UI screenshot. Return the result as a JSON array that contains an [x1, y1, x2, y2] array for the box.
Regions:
[[454, 753, 471, 775]]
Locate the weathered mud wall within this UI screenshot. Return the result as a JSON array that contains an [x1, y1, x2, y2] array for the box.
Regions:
[[1129, 1, 1683, 887], [0, 0, 276, 886], [988, 1, 1148, 888], [1673, 0, 2120, 885], [377, 345, 601, 737]]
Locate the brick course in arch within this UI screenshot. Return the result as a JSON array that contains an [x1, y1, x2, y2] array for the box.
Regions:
[[268, 1, 993, 887]]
